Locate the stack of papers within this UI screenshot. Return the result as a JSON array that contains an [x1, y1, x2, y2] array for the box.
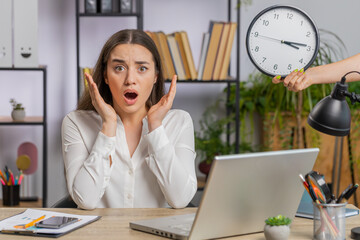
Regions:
[[0, 208, 100, 237]]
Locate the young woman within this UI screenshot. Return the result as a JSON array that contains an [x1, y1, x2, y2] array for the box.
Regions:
[[62, 29, 197, 209], [272, 53, 360, 91]]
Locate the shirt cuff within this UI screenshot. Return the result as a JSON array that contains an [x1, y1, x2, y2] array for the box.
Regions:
[[91, 131, 116, 174], [144, 125, 169, 154], [92, 131, 116, 153]]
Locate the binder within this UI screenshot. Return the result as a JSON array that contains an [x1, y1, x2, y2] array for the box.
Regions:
[[0, 209, 101, 238], [0, 0, 12, 67], [13, 0, 39, 67]]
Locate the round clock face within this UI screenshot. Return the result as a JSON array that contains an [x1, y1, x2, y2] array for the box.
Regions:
[[246, 5, 319, 78]]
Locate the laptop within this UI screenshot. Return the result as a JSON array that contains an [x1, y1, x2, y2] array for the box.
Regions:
[[130, 148, 319, 240]]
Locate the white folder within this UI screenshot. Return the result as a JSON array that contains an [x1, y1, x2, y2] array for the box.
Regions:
[[14, 0, 38, 68], [0, 0, 12, 67]]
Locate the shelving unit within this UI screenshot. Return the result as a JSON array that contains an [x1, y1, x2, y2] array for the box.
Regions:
[[75, 0, 240, 152], [0, 66, 47, 207]]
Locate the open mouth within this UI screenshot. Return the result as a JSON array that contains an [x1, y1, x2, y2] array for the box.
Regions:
[[124, 92, 138, 100], [123, 90, 138, 105]]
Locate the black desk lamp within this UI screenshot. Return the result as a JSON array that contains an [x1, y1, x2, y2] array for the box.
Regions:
[[307, 71, 360, 198], [307, 71, 360, 136]]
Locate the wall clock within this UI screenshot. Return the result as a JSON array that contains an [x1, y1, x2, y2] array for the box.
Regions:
[[246, 5, 319, 78]]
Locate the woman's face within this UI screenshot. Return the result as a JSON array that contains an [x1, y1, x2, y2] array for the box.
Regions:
[[105, 43, 157, 117]]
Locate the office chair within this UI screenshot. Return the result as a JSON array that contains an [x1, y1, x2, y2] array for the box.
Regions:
[[51, 195, 77, 208]]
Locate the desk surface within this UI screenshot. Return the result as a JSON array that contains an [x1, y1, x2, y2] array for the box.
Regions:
[[0, 207, 359, 239]]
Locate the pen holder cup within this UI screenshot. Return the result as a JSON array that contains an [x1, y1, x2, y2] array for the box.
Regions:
[[2, 185, 20, 206], [313, 202, 346, 240]]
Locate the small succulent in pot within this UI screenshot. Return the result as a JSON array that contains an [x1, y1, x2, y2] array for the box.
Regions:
[[264, 215, 291, 240], [10, 98, 25, 121]]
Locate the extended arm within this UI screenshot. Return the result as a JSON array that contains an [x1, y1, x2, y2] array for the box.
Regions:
[[273, 53, 360, 91]]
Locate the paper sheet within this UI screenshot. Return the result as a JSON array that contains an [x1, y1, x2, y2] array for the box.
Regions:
[[0, 208, 99, 235]]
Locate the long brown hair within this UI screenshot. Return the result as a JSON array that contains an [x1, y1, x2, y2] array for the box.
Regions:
[[77, 29, 165, 111]]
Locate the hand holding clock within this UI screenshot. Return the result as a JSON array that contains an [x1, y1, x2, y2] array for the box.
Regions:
[[272, 68, 313, 92]]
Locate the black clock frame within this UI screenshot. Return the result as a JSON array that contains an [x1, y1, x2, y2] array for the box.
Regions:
[[246, 5, 320, 78]]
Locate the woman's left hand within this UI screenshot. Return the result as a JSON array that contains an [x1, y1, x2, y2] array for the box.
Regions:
[[147, 75, 177, 132]]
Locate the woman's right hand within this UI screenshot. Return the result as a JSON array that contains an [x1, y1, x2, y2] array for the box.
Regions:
[[85, 72, 117, 137], [272, 68, 313, 92]]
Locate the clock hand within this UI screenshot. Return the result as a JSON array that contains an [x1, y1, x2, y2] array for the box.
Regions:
[[282, 40, 307, 47], [282, 41, 299, 50], [258, 35, 300, 50]]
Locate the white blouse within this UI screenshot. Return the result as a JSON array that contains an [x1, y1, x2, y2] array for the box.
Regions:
[[61, 109, 197, 209]]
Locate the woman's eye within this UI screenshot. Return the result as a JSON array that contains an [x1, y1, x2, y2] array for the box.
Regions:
[[139, 66, 147, 72], [115, 65, 125, 71]]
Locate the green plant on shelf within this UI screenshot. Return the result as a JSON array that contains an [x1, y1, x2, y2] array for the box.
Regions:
[[10, 98, 25, 110]]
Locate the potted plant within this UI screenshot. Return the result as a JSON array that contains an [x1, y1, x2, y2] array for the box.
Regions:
[[195, 98, 255, 177], [195, 99, 233, 177], [264, 215, 291, 240], [10, 98, 25, 121]]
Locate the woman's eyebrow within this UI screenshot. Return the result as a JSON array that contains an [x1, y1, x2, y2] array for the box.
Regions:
[[111, 59, 150, 65]]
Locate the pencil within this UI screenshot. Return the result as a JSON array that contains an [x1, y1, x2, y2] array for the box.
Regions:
[[0, 179, 5, 185], [18, 174, 24, 185], [0, 169, 7, 184], [24, 215, 45, 229]]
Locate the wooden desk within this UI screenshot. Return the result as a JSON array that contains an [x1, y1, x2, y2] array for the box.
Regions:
[[0, 199, 42, 208], [0, 207, 359, 239]]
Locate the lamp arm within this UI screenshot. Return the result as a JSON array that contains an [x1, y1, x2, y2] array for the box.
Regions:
[[343, 91, 360, 104]]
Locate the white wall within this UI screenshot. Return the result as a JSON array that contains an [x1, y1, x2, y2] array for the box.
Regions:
[[0, 0, 359, 206]]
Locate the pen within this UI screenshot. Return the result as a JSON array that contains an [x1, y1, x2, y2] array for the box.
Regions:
[[344, 184, 359, 201], [336, 183, 353, 203], [24, 215, 45, 229], [299, 174, 316, 201], [0, 179, 5, 185]]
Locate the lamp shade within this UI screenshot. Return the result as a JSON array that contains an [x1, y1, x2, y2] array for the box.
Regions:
[[307, 95, 351, 136]]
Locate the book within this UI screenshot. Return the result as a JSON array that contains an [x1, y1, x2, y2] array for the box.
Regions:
[[167, 34, 186, 80], [202, 21, 224, 80], [155, 31, 176, 80], [174, 32, 191, 80], [212, 22, 230, 80], [219, 22, 237, 80], [85, 0, 98, 13], [296, 190, 359, 219], [146, 31, 168, 80], [180, 31, 197, 80], [197, 32, 210, 81], [0, 208, 100, 238]]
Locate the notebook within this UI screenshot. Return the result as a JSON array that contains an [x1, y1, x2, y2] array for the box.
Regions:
[[130, 148, 319, 240], [296, 190, 359, 219]]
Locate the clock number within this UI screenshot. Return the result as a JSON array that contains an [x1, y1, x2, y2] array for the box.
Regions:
[[287, 13, 293, 19], [274, 14, 279, 20], [300, 20, 304, 26], [287, 64, 292, 70], [262, 57, 266, 63], [273, 64, 278, 70], [254, 32, 259, 37], [299, 58, 303, 63], [306, 46, 311, 51], [306, 31, 311, 37], [262, 20, 269, 26], [255, 46, 259, 52]]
